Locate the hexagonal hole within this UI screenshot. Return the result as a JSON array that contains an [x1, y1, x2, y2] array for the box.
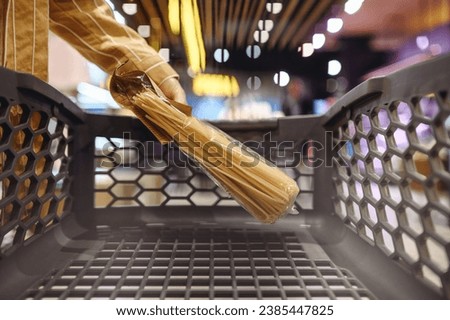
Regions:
[[403, 179, 429, 209], [40, 199, 53, 219], [136, 174, 165, 190], [413, 123, 436, 149], [138, 191, 167, 206], [52, 158, 67, 176], [418, 94, 440, 120], [297, 175, 314, 191], [1, 150, 15, 174], [163, 166, 194, 182], [14, 154, 29, 176], [391, 128, 409, 153], [355, 138, 369, 158], [363, 225, 374, 241], [29, 111, 47, 131], [373, 108, 391, 131], [380, 204, 398, 230], [281, 162, 301, 179], [430, 179, 450, 209], [56, 197, 69, 217], [367, 182, 381, 202], [111, 183, 140, 198], [356, 114, 371, 135], [20, 200, 38, 223], [164, 183, 192, 197], [47, 117, 61, 135], [384, 154, 404, 181], [363, 202, 378, 226], [400, 206, 424, 235], [0, 122, 12, 145], [190, 191, 219, 206], [424, 237, 449, 272], [37, 178, 50, 197], [434, 147, 450, 178], [348, 201, 361, 221], [349, 180, 364, 201], [63, 124, 70, 139], [24, 221, 44, 241], [189, 174, 217, 190], [34, 157, 47, 176], [32, 134, 47, 154], [1, 176, 18, 198], [343, 120, 356, 139], [421, 265, 442, 288], [380, 228, 395, 254], [391, 101, 412, 126], [17, 177, 36, 200], [399, 232, 420, 263], [54, 176, 70, 197], [94, 191, 114, 208], [8, 105, 30, 126], [382, 183, 402, 205], [429, 209, 450, 242], [406, 151, 429, 182], [374, 134, 387, 155], [12, 128, 33, 151], [338, 141, 353, 162], [0, 200, 20, 227], [1, 227, 18, 253], [50, 137, 66, 157], [297, 192, 314, 210], [367, 157, 383, 180], [110, 167, 141, 181], [95, 174, 115, 190]]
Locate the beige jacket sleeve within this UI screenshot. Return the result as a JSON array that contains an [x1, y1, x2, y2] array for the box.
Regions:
[[49, 0, 178, 86]]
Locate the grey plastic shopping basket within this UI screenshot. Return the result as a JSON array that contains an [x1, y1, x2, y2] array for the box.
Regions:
[[0, 54, 449, 299]]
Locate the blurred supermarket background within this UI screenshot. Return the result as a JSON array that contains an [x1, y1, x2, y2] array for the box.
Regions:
[[47, 0, 450, 123]]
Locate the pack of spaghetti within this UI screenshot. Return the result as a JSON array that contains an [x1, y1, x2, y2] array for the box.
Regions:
[[109, 63, 299, 223]]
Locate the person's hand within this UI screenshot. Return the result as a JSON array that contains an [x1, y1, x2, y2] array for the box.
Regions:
[[159, 77, 187, 104]]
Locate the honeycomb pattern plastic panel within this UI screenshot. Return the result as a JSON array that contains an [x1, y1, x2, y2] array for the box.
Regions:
[[0, 101, 73, 256], [23, 227, 374, 300], [332, 92, 450, 294], [93, 136, 315, 211]]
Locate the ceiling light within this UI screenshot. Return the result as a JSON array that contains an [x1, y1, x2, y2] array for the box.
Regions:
[[302, 43, 314, 57], [328, 60, 342, 76], [246, 45, 261, 59], [159, 48, 170, 62], [137, 25, 150, 38], [254, 30, 270, 43], [122, 3, 137, 15], [312, 33, 326, 49], [327, 18, 343, 33], [344, 0, 364, 15], [258, 20, 274, 32], [266, 3, 283, 14], [180, 0, 206, 73], [247, 76, 262, 90], [193, 74, 240, 97], [416, 36, 429, 50], [168, 0, 181, 35], [214, 48, 230, 63], [273, 71, 290, 87]]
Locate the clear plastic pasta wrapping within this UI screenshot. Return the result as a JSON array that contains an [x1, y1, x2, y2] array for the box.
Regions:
[[109, 62, 300, 223]]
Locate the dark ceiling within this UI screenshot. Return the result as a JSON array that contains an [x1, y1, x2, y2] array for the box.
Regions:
[[112, 0, 340, 55]]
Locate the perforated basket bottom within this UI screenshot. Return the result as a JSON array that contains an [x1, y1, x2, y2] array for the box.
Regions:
[[23, 226, 375, 300]]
